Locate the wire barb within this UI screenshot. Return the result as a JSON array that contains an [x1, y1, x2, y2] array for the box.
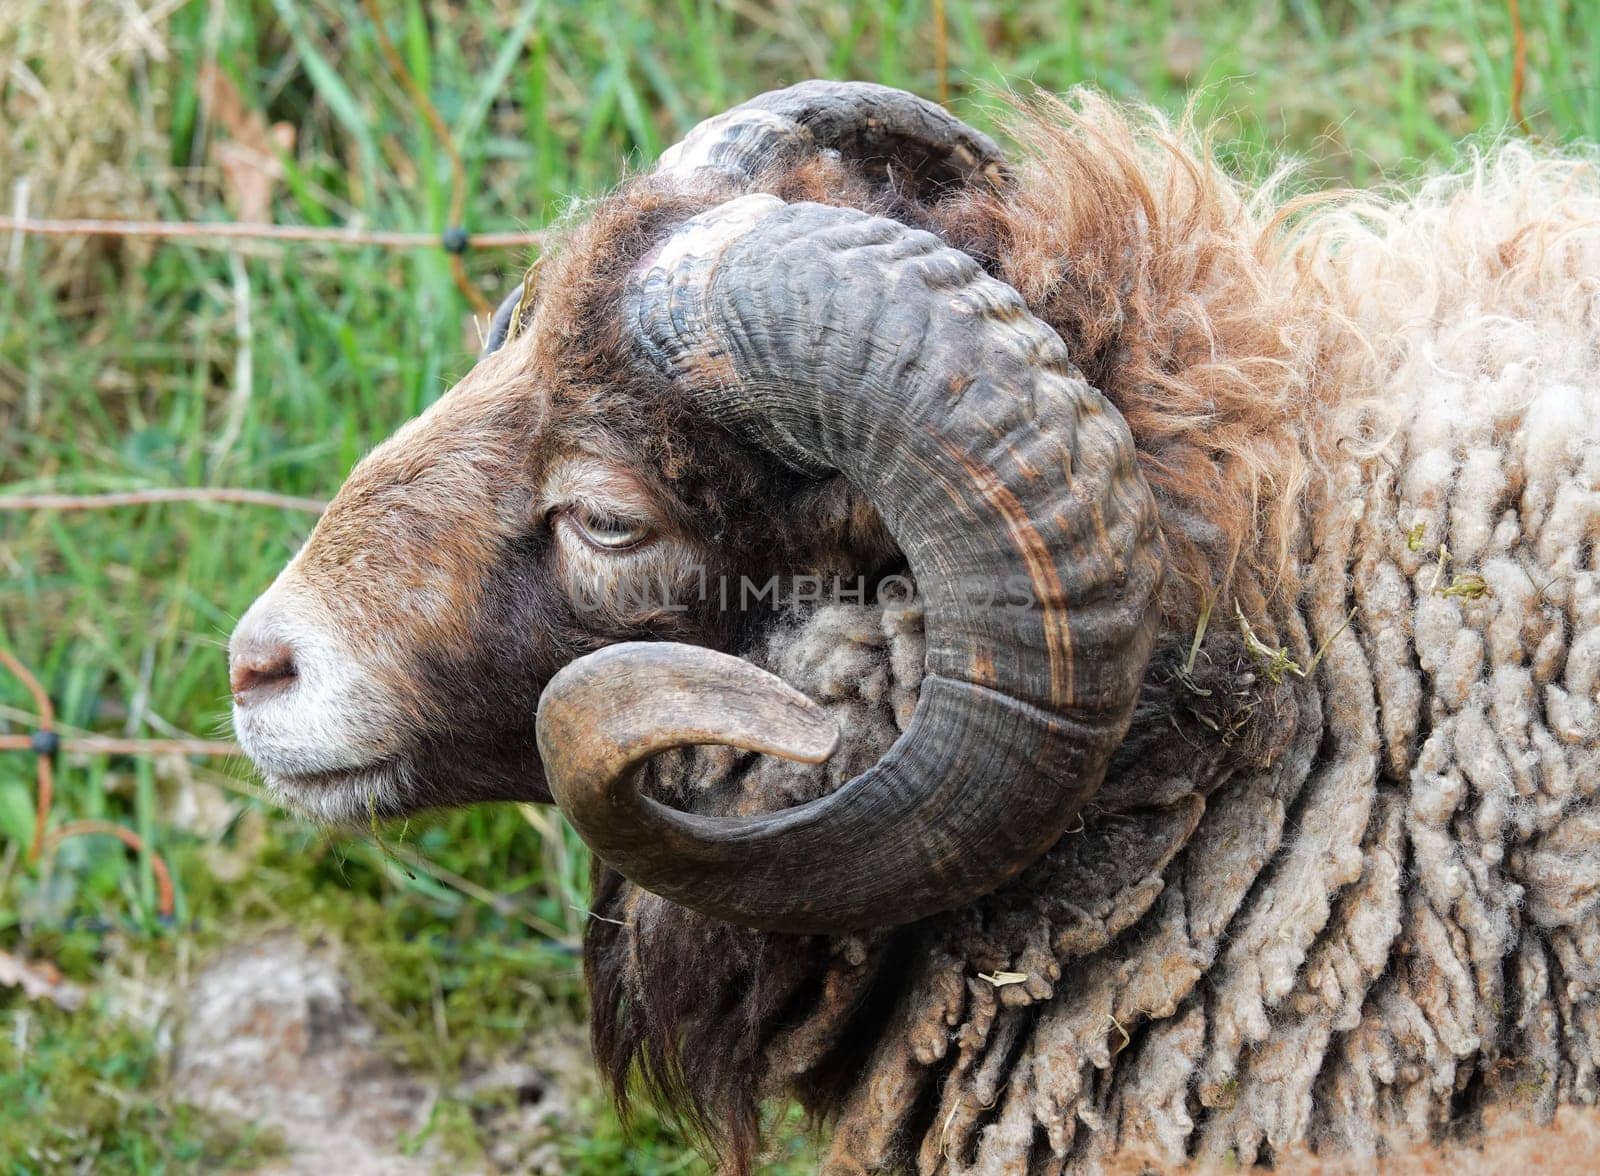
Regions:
[[1, 646, 203, 918], [360, 0, 493, 314]]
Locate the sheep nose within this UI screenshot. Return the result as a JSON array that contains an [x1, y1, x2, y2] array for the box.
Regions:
[[230, 639, 298, 704]]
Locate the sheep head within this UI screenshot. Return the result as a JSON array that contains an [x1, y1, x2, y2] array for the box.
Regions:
[[229, 81, 1165, 933]]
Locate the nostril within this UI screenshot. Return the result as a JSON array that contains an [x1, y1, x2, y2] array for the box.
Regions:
[[230, 642, 298, 704]]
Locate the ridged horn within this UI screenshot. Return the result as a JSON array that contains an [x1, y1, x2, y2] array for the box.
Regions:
[[536, 196, 1164, 933], [655, 79, 1008, 193], [485, 81, 1006, 357]]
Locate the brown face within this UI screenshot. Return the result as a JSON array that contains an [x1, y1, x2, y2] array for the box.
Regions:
[[227, 330, 718, 823]]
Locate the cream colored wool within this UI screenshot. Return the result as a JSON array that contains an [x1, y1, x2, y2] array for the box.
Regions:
[[595, 129, 1600, 1174]]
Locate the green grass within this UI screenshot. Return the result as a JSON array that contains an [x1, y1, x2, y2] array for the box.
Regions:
[[1, 999, 286, 1173], [1, 0, 1596, 1169]]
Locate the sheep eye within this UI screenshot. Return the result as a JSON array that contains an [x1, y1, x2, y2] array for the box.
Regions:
[[572, 508, 649, 551]]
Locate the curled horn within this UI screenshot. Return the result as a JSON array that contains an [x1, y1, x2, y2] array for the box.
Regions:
[[536, 195, 1165, 934], [484, 81, 1007, 356], [656, 79, 1009, 193]]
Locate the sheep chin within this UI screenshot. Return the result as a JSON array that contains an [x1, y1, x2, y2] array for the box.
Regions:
[[261, 760, 411, 826]]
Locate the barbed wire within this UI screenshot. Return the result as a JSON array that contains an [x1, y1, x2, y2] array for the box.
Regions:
[[40, 820, 176, 918], [358, 0, 494, 314], [0, 733, 238, 759], [0, 645, 226, 919], [0, 647, 55, 864], [0, 7, 555, 933], [0, 214, 543, 252], [0, 25, 485, 918], [0, 487, 327, 514], [0, 650, 573, 937], [1, 2, 543, 315]]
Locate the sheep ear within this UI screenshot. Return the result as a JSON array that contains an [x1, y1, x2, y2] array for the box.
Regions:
[[481, 287, 522, 355], [481, 258, 543, 356]]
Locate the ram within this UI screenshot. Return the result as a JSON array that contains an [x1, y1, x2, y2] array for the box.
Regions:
[[228, 82, 1600, 1174]]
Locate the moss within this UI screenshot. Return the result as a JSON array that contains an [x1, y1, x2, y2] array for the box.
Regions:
[[181, 825, 587, 1080], [400, 1097, 487, 1166], [0, 996, 285, 1172]]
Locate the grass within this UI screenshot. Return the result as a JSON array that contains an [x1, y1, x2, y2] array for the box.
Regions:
[[0, 0, 1596, 1169], [1, 999, 287, 1173]]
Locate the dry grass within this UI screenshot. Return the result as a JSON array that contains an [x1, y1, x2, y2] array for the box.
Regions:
[[0, 0, 184, 293]]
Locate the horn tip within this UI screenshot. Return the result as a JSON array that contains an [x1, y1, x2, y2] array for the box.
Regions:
[[782, 704, 839, 766], [748, 667, 839, 765]]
